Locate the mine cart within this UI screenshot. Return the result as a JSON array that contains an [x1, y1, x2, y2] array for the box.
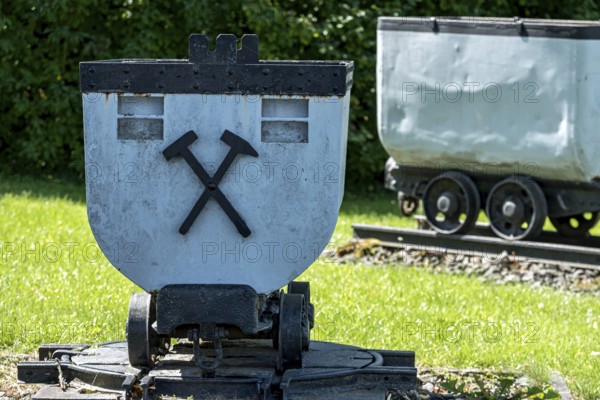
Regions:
[[80, 33, 352, 369], [18, 34, 417, 399], [378, 17, 600, 240]]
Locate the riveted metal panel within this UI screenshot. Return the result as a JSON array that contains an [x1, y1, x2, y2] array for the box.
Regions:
[[80, 35, 353, 96]]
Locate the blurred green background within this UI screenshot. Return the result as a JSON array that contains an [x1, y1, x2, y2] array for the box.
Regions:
[[1, 0, 599, 186]]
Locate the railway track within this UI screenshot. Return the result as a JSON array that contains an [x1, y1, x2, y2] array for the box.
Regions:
[[352, 217, 600, 269]]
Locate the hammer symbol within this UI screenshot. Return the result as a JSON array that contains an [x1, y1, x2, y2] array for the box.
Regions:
[[163, 130, 258, 237]]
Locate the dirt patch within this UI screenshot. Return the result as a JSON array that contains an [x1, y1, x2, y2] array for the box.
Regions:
[[0, 353, 39, 399]]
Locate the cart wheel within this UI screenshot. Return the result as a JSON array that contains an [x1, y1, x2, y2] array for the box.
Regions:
[[486, 176, 547, 240], [397, 192, 419, 217], [127, 293, 168, 368], [277, 292, 305, 370], [288, 281, 312, 349], [422, 172, 480, 234]]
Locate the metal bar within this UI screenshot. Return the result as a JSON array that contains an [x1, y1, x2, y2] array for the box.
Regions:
[[18, 361, 60, 384], [374, 350, 416, 368], [80, 62, 353, 96], [18, 360, 127, 391], [38, 344, 89, 362], [352, 223, 600, 268], [413, 215, 600, 248]]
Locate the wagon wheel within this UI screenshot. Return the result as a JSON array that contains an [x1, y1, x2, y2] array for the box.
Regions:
[[486, 176, 547, 240], [127, 293, 168, 368], [422, 172, 480, 234], [397, 192, 419, 217], [277, 292, 306, 370], [288, 281, 313, 348], [550, 212, 599, 238]]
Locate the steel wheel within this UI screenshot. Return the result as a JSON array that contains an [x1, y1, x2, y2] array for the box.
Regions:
[[422, 172, 480, 234], [277, 292, 305, 370], [127, 293, 168, 368], [486, 177, 547, 240], [550, 212, 599, 238], [288, 281, 312, 349], [397, 192, 418, 217]]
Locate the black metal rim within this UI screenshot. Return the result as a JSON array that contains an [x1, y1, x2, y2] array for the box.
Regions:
[[81, 35, 353, 95], [287, 281, 312, 348], [278, 293, 304, 370], [486, 177, 547, 240], [127, 293, 167, 368], [550, 212, 599, 238], [378, 17, 600, 40], [422, 172, 480, 234]]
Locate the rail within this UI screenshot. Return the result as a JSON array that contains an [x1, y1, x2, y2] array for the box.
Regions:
[[352, 219, 600, 269]]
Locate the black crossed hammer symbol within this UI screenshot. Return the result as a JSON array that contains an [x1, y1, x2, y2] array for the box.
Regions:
[[163, 129, 258, 237]]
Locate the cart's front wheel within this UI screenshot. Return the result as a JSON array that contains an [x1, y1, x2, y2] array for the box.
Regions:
[[127, 292, 168, 368], [277, 292, 306, 370]]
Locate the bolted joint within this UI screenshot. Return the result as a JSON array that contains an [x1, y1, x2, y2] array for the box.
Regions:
[[436, 191, 458, 215]]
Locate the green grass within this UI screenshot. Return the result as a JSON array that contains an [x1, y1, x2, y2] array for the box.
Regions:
[[0, 175, 135, 349], [1, 175, 600, 398]]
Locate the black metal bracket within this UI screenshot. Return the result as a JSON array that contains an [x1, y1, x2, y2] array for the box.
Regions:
[[189, 34, 259, 64], [155, 284, 273, 336], [79, 34, 354, 96], [189, 327, 224, 372]]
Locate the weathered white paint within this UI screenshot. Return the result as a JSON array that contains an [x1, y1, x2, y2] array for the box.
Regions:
[[377, 20, 600, 182], [82, 93, 350, 293]]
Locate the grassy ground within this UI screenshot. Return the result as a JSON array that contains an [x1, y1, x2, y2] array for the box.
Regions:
[[0, 175, 599, 398]]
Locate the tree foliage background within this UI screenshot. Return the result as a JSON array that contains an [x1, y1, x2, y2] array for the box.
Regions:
[[1, 0, 599, 186]]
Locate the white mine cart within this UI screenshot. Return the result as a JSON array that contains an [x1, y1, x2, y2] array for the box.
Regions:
[[18, 35, 416, 399], [79, 34, 352, 371], [378, 17, 600, 240]]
